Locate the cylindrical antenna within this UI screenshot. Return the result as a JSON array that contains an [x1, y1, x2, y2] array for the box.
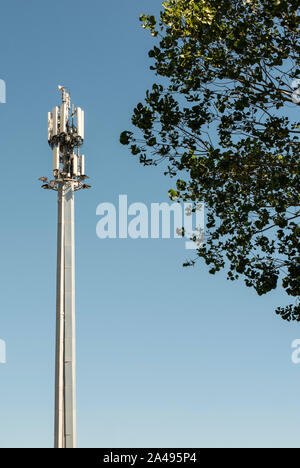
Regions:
[[81, 154, 85, 176], [53, 145, 60, 171]]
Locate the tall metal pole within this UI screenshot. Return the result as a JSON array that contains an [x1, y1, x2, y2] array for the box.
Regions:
[[40, 87, 90, 448], [55, 182, 76, 448], [63, 181, 76, 448], [54, 182, 65, 447]]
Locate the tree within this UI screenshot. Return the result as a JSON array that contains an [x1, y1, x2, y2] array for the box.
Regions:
[[120, 0, 300, 321]]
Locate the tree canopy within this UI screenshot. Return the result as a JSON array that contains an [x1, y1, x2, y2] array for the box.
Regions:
[[121, 0, 300, 321]]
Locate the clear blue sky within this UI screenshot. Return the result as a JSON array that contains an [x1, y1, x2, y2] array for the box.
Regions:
[[0, 0, 299, 448]]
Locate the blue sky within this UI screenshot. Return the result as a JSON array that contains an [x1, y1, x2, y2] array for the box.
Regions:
[[0, 0, 299, 448]]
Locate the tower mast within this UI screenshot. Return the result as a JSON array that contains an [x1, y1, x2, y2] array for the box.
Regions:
[[40, 86, 90, 448]]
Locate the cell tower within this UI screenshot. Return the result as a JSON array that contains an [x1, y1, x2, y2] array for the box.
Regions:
[[40, 86, 90, 448]]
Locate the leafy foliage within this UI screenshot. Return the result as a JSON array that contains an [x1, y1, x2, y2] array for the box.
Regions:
[[121, 0, 300, 321]]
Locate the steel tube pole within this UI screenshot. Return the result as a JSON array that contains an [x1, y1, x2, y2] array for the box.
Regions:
[[54, 181, 76, 448], [54, 182, 65, 448], [63, 181, 76, 448]]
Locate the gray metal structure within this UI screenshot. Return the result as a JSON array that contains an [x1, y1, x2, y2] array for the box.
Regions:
[[40, 87, 90, 448]]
